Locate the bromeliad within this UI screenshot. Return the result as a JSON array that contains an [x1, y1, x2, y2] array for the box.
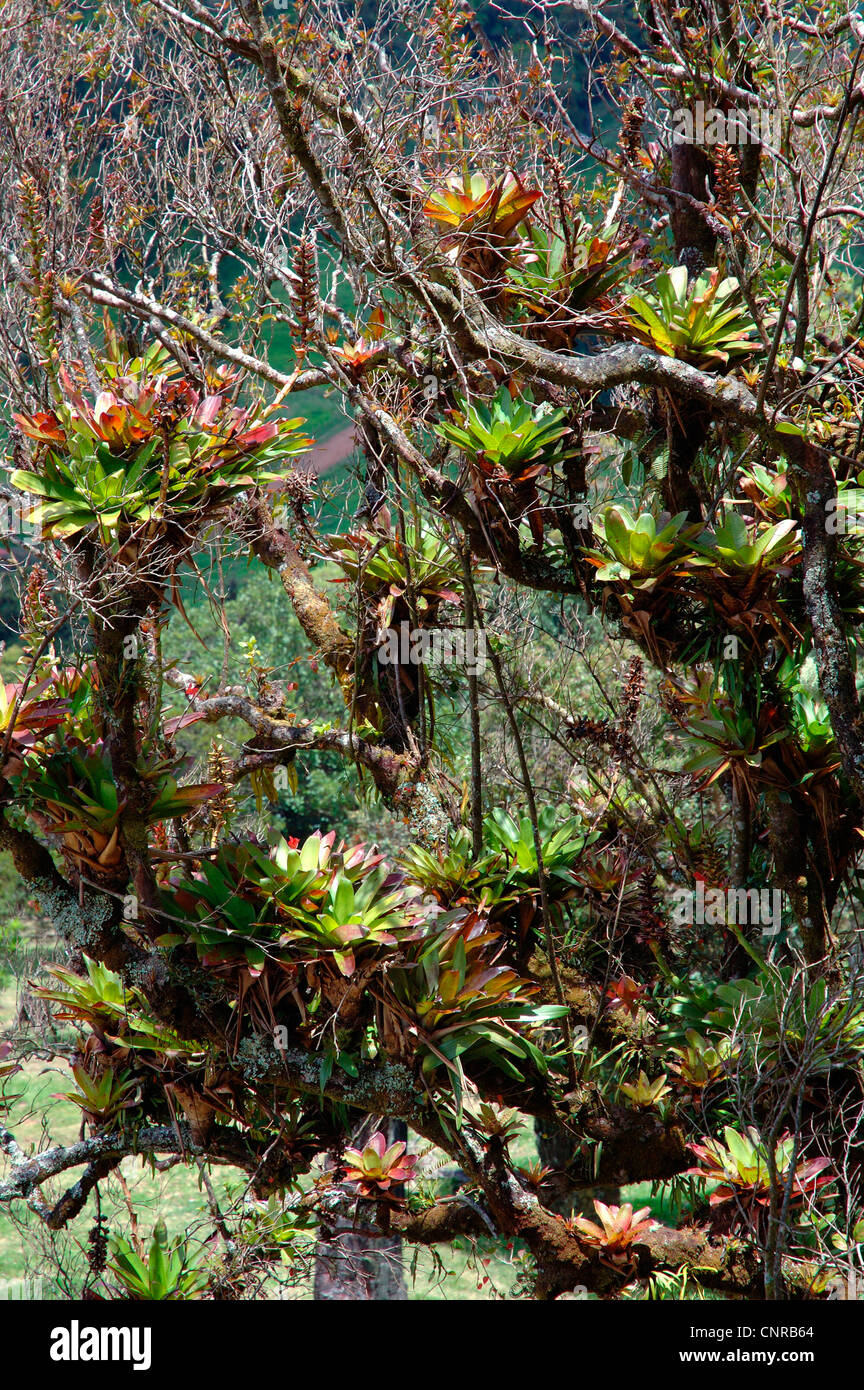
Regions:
[[10, 356, 311, 551], [686, 1126, 833, 1210], [627, 266, 758, 367], [342, 1131, 417, 1199], [571, 1200, 658, 1263]]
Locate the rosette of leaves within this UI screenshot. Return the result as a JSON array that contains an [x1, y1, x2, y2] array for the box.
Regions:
[[402, 811, 595, 968], [435, 386, 578, 474], [342, 1131, 417, 1200], [422, 171, 541, 288], [686, 1125, 833, 1210], [34, 954, 132, 1028], [400, 827, 509, 911], [708, 969, 864, 1077], [692, 512, 800, 577], [20, 745, 223, 882], [434, 387, 579, 545], [281, 864, 423, 977], [33, 955, 203, 1067], [619, 1070, 672, 1109], [391, 913, 568, 1097], [109, 1219, 210, 1301], [570, 1200, 658, 1262], [585, 506, 699, 589], [789, 690, 837, 764], [424, 171, 541, 243], [330, 328, 387, 374], [679, 703, 796, 821], [772, 655, 840, 780], [467, 1100, 523, 1143], [328, 524, 465, 638], [626, 266, 758, 367], [667, 513, 802, 668], [572, 847, 639, 900], [666, 1030, 736, 1097], [52, 1063, 141, 1129], [20, 663, 105, 749], [663, 974, 728, 1043], [739, 463, 793, 520], [567, 850, 654, 963], [506, 219, 630, 345], [159, 832, 426, 978], [9, 352, 311, 550], [484, 804, 595, 898]]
